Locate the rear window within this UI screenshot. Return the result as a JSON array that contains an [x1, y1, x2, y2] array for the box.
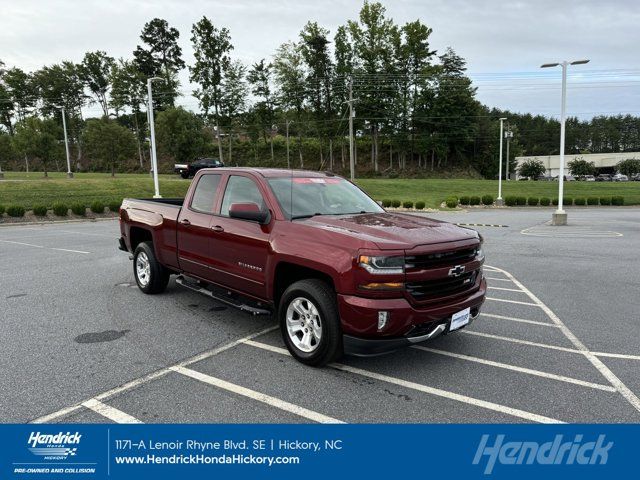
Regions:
[[190, 174, 221, 213]]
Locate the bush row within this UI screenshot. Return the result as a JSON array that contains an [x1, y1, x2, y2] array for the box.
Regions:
[[504, 196, 624, 207], [0, 201, 122, 218], [381, 199, 427, 210]]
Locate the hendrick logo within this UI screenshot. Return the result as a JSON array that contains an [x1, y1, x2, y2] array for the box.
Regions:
[[473, 434, 613, 474], [28, 431, 82, 460]]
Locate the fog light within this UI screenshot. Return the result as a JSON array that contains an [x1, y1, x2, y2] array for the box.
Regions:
[[378, 311, 389, 331]]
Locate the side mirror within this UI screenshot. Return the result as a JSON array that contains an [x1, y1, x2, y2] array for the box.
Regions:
[[229, 203, 269, 224]]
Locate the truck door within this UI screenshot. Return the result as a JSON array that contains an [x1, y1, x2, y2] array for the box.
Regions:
[[209, 174, 271, 300], [176, 173, 222, 282]]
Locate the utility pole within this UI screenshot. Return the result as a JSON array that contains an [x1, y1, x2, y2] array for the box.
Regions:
[[348, 76, 355, 181], [496, 117, 507, 205], [285, 120, 293, 169], [60, 107, 73, 178], [505, 129, 513, 181], [147, 77, 163, 198], [541, 59, 590, 225]]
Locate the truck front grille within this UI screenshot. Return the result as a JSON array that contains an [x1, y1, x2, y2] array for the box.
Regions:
[[406, 271, 478, 300], [405, 247, 477, 270]]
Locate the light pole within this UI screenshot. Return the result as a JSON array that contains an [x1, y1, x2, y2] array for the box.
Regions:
[[496, 117, 507, 205], [505, 129, 513, 181], [147, 77, 163, 198], [55, 106, 73, 178], [285, 120, 293, 169], [541, 59, 590, 225], [347, 76, 355, 181]]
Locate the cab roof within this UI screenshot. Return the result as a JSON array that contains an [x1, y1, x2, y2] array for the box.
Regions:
[[206, 167, 342, 179]]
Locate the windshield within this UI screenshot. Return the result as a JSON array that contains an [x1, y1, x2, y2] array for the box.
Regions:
[[267, 177, 384, 219]]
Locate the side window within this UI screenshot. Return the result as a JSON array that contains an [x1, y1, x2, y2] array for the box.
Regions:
[[220, 176, 265, 217], [190, 174, 221, 213]]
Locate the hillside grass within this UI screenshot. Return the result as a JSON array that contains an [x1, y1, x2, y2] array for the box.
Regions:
[[0, 172, 638, 209]]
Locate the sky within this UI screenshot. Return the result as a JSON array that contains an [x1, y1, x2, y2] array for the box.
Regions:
[[2, 0, 639, 119]]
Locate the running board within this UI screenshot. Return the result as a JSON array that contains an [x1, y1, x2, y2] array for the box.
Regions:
[[175, 275, 272, 316]]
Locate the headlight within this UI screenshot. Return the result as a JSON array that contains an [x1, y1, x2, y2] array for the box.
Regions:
[[358, 255, 404, 275], [476, 233, 484, 258]]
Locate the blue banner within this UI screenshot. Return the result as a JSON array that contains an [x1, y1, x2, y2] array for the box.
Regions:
[[1, 424, 635, 479]]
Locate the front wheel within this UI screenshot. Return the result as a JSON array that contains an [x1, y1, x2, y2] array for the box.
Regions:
[[133, 241, 170, 294], [279, 279, 343, 367]]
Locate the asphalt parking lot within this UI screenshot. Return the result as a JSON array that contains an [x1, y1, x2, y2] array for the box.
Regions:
[[1, 207, 639, 424]]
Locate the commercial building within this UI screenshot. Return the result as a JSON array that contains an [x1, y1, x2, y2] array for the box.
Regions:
[[513, 152, 640, 178]]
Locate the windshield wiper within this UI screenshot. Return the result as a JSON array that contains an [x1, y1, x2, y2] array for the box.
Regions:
[[291, 213, 323, 220]]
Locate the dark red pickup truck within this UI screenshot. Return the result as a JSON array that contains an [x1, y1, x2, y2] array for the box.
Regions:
[[118, 168, 486, 366]]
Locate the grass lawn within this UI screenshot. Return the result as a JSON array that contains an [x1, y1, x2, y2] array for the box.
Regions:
[[0, 172, 638, 209]]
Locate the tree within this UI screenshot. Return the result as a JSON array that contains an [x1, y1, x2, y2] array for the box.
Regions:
[[133, 18, 185, 109], [568, 157, 596, 176], [273, 41, 307, 166], [219, 60, 248, 163], [13, 117, 62, 177], [3, 67, 37, 122], [0, 132, 16, 170], [154, 107, 208, 165], [83, 118, 137, 176], [189, 16, 233, 162], [247, 59, 276, 162], [517, 158, 546, 179], [79, 51, 115, 116], [616, 158, 640, 176]]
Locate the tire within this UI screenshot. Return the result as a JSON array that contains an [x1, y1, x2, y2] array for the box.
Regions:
[[279, 279, 343, 367], [180, 172, 189, 179], [133, 241, 170, 294]]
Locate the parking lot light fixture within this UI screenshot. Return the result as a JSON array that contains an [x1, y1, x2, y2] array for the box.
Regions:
[[541, 59, 590, 225], [147, 77, 164, 199], [496, 118, 507, 205]]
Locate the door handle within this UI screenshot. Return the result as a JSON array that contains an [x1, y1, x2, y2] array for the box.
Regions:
[[180, 219, 191, 225], [211, 225, 224, 233]]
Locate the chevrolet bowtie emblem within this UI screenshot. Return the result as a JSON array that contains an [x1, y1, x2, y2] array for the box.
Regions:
[[448, 265, 465, 277]]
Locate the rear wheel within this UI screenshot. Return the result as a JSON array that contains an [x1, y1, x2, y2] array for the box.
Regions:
[[180, 171, 189, 179], [133, 241, 170, 294], [279, 279, 343, 367]]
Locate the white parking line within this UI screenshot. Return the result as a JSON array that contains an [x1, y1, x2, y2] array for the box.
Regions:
[[487, 264, 640, 414], [82, 399, 142, 424], [461, 330, 582, 354], [485, 277, 514, 283], [30, 326, 278, 423], [593, 352, 640, 361], [412, 346, 617, 392], [488, 286, 525, 293], [480, 313, 559, 328], [0, 239, 90, 254], [171, 365, 343, 424], [486, 297, 539, 307], [243, 340, 564, 424]]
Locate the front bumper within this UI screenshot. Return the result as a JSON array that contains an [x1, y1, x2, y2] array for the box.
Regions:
[[339, 277, 486, 356]]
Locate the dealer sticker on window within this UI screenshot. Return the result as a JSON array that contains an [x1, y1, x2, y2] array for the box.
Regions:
[[450, 307, 471, 331]]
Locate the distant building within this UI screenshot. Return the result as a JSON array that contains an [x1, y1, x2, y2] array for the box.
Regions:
[[514, 152, 640, 178]]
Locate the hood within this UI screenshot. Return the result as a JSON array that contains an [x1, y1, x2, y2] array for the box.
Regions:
[[301, 212, 479, 250]]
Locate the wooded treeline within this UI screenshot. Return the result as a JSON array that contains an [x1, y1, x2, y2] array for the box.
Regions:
[[1, 1, 639, 178]]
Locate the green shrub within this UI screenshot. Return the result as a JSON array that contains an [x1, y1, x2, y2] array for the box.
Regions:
[[527, 197, 539, 206], [552, 198, 559, 206], [7, 205, 25, 217], [71, 203, 86, 216], [459, 195, 470, 206], [481, 195, 493, 206], [574, 197, 586, 206], [445, 196, 458, 208], [108, 201, 122, 213], [391, 199, 401, 208], [0, 205, 5, 215], [516, 196, 527, 206], [539, 197, 550, 206], [415, 201, 426, 210], [611, 196, 624, 206], [52, 202, 68, 216], [32, 205, 48, 216], [469, 196, 481, 206], [504, 196, 517, 206], [381, 199, 392, 208], [90, 201, 105, 214], [402, 201, 414, 209], [563, 197, 573, 206], [599, 196, 611, 206], [587, 197, 599, 205]]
